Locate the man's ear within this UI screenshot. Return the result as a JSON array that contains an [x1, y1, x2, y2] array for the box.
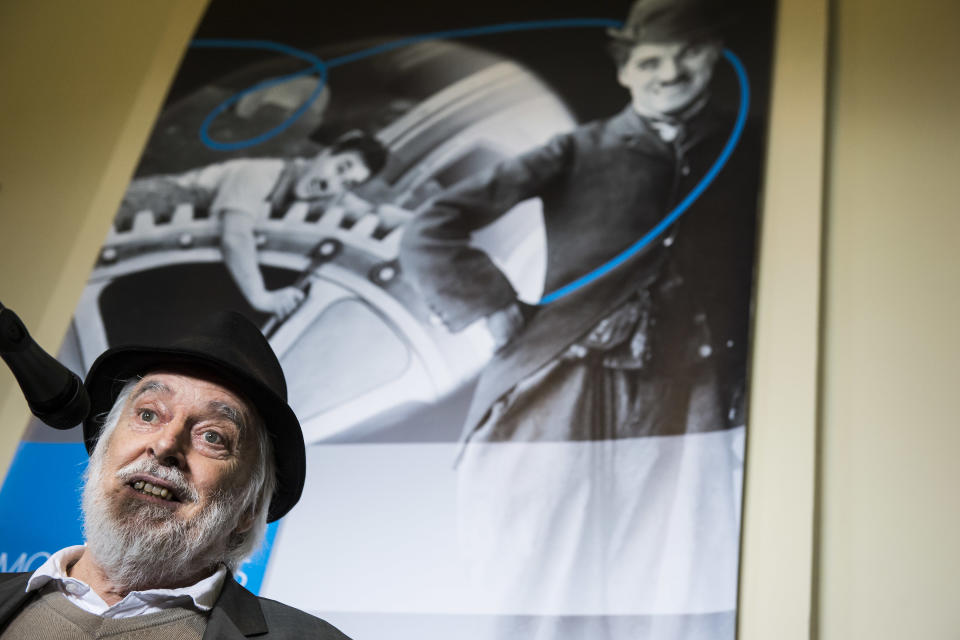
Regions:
[[234, 515, 254, 536], [234, 501, 259, 535], [616, 64, 631, 90], [706, 39, 724, 63]]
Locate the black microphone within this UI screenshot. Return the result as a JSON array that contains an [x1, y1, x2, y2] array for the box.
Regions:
[[0, 302, 90, 429]]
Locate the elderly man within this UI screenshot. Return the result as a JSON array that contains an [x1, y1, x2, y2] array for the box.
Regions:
[[0, 312, 349, 638], [400, 0, 760, 637], [117, 131, 388, 320]]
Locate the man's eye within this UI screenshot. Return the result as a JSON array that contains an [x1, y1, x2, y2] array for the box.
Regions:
[[638, 59, 659, 71], [138, 409, 157, 423], [202, 431, 223, 445]]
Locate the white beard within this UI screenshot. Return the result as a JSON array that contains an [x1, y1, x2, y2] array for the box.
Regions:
[[82, 456, 247, 591]]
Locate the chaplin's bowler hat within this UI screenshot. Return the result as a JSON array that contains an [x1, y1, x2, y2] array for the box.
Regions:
[[83, 311, 305, 523], [608, 0, 732, 44]]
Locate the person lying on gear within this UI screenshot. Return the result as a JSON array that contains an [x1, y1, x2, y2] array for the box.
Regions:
[[116, 131, 388, 320]]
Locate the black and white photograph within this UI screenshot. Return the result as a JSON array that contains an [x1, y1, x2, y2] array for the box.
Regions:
[[0, 0, 776, 638]]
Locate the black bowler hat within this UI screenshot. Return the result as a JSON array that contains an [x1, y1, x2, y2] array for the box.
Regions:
[[608, 0, 733, 44], [82, 311, 305, 523]]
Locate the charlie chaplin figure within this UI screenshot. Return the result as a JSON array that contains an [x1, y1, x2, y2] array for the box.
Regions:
[[400, 0, 762, 637]]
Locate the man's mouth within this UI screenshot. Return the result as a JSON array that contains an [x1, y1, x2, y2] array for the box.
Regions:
[[656, 81, 690, 94], [128, 479, 181, 502]]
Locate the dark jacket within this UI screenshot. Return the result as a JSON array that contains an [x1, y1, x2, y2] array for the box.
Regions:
[[400, 100, 762, 438], [0, 572, 350, 639]]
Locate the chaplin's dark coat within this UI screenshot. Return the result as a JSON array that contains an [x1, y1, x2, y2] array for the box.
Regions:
[[400, 92, 762, 440]]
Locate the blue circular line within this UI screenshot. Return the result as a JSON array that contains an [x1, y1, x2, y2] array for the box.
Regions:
[[187, 34, 752, 304], [191, 38, 326, 64], [325, 19, 623, 68], [190, 39, 329, 151], [537, 48, 751, 305], [189, 20, 622, 151]]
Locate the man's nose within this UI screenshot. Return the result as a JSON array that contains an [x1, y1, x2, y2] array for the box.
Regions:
[[657, 56, 682, 82], [148, 423, 189, 469]]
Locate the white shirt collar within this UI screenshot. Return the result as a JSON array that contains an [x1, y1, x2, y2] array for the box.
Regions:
[[25, 545, 227, 619]]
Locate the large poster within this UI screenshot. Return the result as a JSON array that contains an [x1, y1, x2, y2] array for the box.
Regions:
[[1, 1, 775, 638]]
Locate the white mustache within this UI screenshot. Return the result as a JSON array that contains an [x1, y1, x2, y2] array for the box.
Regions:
[[114, 460, 198, 503]]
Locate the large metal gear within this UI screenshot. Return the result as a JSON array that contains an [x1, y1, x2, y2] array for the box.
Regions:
[[69, 40, 575, 444]]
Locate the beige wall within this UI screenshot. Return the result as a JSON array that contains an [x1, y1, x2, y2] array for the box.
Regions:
[[0, 1, 208, 476], [737, 0, 827, 637], [817, 0, 960, 637], [1, 0, 958, 637]]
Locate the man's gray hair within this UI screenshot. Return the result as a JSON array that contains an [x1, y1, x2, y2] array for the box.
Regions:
[[91, 377, 277, 571]]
